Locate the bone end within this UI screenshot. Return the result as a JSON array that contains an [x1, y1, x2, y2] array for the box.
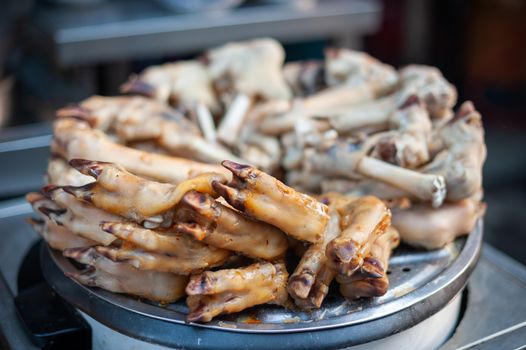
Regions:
[[186, 272, 215, 296], [326, 239, 359, 265], [309, 283, 330, 309], [340, 277, 389, 299], [288, 273, 316, 300]]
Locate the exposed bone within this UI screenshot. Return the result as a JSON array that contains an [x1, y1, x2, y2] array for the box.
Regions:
[[175, 191, 288, 260], [120, 60, 220, 114], [421, 101, 486, 201], [339, 227, 400, 299], [95, 245, 230, 275], [321, 179, 407, 201], [213, 161, 329, 243], [100, 221, 229, 260], [195, 102, 217, 143], [216, 94, 252, 147], [64, 159, 228, 223], [186, 261, 289, 322], [326, 196, 391, 279], [287, 208, 341, 308], [392, 197, 486, 250], [369, 96, 432, 169], [57, 95, 198, 136], [64, 247, 188, 303], [57, 96, 243, 165], [328, 95, 433, 169], [326, 65, 456, 133], [258, 85, 381, 136], [357, 157, 446, 207], [304, 142, 446, 207], [52, 119, 229, 184], [257, 48, 398, 136], [40, 186, 119, 246], [125, 140, 171, 155]]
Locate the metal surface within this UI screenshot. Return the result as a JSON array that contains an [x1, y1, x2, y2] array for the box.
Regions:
[[29, 0, 381, 66], [441, 245, 526, 349], [0, 123, 51, 199], [0, 273, 40, 350], [0, 199, 523, 349], [40, 222, 481, 345], [78, 295, 462, 350]]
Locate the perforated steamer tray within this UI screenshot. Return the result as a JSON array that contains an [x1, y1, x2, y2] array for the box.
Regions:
[[42, 220, 482, 344]]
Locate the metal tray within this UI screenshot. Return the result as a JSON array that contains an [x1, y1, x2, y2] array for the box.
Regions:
[[42, 220, 483, 336]]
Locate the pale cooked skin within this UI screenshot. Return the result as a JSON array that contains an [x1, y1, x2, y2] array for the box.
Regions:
[[398, 65, 457, 119], [326, 196, 391, 279], [46, 157, 93, 187], [41, 187, 120, 246], [186, 262, 289, 322], [206, 38, 291, 101], [57, 97, 243, 165], [369, 95, 432, 169], [94, 245, 230, 275], [175, 190, 288, 260], [327, 65, 457, 133], [258, 48, 398, 135], [421, 101, 486, 201], [120, 60, 220, 113], [52, 118, 229, 184], [63, 159, 227, 223], [392, 197, 485, 250], [64, 247, 188, 303], [213, 161, 329, 243], [26, 192, 96, 250], [339, 227, 400, 299], [100, 221, 229, 260], [28, 217, 96, 251], [56, 95, 199, 136]]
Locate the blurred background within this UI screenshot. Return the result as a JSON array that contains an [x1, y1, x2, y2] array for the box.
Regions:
[[0, 0, 525, 263]]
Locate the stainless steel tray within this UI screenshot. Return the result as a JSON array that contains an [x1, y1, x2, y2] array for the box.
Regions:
[[42, 220, 483, 335]]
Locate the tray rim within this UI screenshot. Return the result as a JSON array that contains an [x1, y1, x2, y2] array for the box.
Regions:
[[41, 219, 483, 335]]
